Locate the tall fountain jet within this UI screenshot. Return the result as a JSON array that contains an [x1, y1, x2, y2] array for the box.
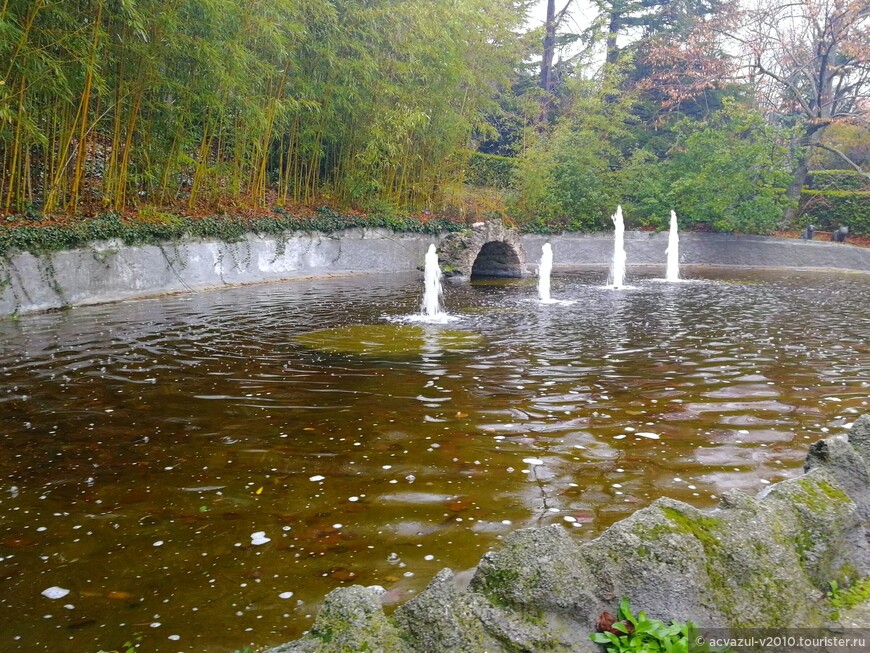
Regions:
[[665, 210, 680, 282], [608, 205, 627, 288], [538, 243, 553, 302], [422, 244, 445, 319]]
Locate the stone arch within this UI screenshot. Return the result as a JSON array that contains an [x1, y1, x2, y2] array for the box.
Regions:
[[471, 240, 523, 279], [437, 221, 526, 279]]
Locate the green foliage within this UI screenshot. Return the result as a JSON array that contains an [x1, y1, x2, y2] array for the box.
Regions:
[[0, 209, 465, 258], [590, 598, 728, 653], [621, 102, 792, 234], [807, 123, 870, 172], [805, 170, 870, 192], [798, 191, 870, 235], [828, 577, 870, 611], [511, 74, 634, 233], [0, 0, 528, 214], [465, 152, 517, 188]]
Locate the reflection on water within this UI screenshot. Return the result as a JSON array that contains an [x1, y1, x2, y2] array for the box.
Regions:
[[0, 267, 868, 652]]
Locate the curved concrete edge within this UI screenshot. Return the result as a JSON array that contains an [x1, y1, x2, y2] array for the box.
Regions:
[[265, 416, 870, 653], [522, 232, 870, 271], [2, 229, 869, 317], [0, 228, 439, 317]]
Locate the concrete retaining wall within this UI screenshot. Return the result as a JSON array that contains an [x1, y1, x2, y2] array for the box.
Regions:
[[522, 232, 870, 271], [2, 229, 869, 317], [0, 229, 438, 316]]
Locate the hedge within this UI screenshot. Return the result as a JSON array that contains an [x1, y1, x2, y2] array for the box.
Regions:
[[465, 151, 517, 188], [806, 170, 870, 191], [0, 207, 466, 257], [798, 190, 870, 235]]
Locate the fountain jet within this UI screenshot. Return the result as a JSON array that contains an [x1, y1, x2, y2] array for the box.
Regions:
[[538, 244, 553, 302], [666, 210, 680, 282], [608, 206, 627, 288], [422, 244, 445, 319]]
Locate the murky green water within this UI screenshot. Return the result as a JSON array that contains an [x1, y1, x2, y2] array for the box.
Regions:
[[1, 267, 868, 653]]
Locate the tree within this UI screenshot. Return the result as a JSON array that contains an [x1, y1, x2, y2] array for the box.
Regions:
[[586, 0, 729, 67], [511, 73, 634, 230], [0, 0, 529, 215], [620, 101, 792, 233], [737, 0, 870, 222], [540, 0, 575, 92]]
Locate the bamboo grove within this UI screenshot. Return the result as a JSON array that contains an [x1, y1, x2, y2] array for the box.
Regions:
[[0, 0, 529, 215]]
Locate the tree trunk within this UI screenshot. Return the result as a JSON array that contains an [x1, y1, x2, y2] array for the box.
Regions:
[[605, 11, 620, 66], [540, 0, 556, 92], [782, 123, 826, 225]]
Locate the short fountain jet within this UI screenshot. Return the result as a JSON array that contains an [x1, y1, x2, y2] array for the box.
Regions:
[[607, 206, 627, 288], [665, 210, 680, 282], [538, 243, 553, 303], [536, 243, 573, 305], [407, 244, 457, 323], [422, 244, 446, 319]]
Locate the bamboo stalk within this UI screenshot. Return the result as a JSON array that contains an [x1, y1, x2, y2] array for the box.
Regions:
[[67, 0, 105, 214]]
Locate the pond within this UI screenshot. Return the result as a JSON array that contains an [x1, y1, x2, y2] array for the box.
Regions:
[[1, 267, 868, 653]]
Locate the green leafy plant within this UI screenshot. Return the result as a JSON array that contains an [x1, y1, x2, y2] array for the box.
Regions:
[[828, 577, 870, 617], [0, 209, 467, 258], [590, 598, 728, 653]]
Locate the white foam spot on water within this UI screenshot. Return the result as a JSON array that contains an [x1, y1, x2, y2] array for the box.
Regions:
[[636, 432, 659, 440], [309, 475, 325, 482], [153, 540, 164, 547], [332, 523, 343, 529], [563, 516, 577, 523], [41, 587, 69, 600], [522, 457, 544, 466], [613, 435, 626, 440], [348, 496, 359, 502], [251, 531, 271, 545], [424, 555, 434, 561], [279, 592, 294, 599]]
